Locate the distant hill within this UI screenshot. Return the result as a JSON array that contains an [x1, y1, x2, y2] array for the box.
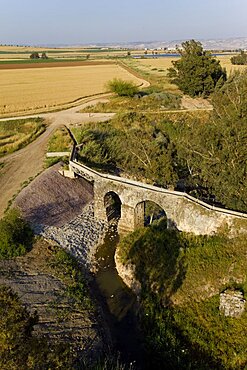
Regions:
[[38, 37, 247, 51], [93, 37, 247, 50]]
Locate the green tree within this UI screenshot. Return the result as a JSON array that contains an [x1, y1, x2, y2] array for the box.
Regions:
[[168, 40, 227, 97], [41, 52, 48, 59], [30, 52, 40, 59], [174, 71, 247, 211]]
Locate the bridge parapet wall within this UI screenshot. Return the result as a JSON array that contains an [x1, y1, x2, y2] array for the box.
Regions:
[[69, 160, 247, 236]]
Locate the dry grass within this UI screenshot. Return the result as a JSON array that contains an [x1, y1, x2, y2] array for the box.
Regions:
[[124, 58, 180, 92], [47, 127, 73, 152], [217, 55, 247, 74], [0, 64, 142, 116], [134, 57, 179, 75], [0, 118, 45, 156]]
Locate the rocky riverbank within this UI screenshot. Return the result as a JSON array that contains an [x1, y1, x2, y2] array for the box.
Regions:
[[35, 201, 107, 269], [115, 247, 141, 297]]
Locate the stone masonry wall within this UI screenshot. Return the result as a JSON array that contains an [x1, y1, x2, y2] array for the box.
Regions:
[[70, 161, 247, 236]]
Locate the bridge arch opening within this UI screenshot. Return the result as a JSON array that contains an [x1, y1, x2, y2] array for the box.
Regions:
[[104, 191, 122, 223], [135, 200, 167, 228]]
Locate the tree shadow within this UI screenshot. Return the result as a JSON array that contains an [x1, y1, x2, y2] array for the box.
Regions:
[[126, 219, 188, 306]]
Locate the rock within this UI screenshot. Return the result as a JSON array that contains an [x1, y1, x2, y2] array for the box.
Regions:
[[114, 247, 141, 296], [219, 289, 246, 317], [33, 201, 107, 268]]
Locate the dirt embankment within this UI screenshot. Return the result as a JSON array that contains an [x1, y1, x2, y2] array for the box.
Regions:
[[14, 163, 93, 227]]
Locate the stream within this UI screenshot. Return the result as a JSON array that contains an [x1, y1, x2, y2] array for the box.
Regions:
[[94, 222, 145, 369]]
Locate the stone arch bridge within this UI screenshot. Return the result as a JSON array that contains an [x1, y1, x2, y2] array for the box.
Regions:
[[67, 159, 247, 235]]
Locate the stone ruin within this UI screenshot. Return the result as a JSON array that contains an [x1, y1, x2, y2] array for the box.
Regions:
[[219, 289, 246, 318]]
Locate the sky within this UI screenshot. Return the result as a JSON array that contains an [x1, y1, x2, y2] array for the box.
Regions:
[[0, 0, 247, 45]]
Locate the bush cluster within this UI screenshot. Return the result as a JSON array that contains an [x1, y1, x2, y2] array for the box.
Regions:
[[231, 50, 247, 65], [107, 78, 139, 97], [0, 209, 33, 259]]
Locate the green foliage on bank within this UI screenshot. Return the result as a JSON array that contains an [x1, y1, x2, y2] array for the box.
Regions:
[[168, 40, 227, 97], [0, 285, 73, 370], [74, 113, 180, 187], [174, 70, 247, 211], [0, 209, 33, 259], [50, 248, 93, 310], [0, 284, 130, 370], [118, 222, 247, 369]]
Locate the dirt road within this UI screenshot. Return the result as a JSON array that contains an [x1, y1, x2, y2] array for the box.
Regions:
[[0, 95, 115, 217]]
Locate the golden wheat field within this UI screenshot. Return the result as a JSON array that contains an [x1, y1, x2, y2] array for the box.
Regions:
[[0, 64, 142, 116], [133, 57, 178, 76]]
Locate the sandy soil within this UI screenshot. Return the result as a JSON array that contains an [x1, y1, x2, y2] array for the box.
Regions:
[[181, 95, 213, 110]]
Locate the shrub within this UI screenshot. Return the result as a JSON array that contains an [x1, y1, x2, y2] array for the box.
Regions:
[[107, 78, 139, 97], [231, 50, 247, 65], [0, 209, 33, 259]]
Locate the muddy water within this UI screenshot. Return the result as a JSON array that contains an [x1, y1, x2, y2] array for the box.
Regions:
[[95, 223, 144, 368]]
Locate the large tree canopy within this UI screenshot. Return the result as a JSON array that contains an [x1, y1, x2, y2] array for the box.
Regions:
[[175, 71, 247, 211], [168, 40, 227, 97]]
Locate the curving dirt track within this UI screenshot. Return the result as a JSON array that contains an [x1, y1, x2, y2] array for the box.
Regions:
[[0, 95, 115, 217]]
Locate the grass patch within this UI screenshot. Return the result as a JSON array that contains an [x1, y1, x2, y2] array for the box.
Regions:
[[0, 118, 45, 157], [49, 248, 93, 310], [44, 156, 69, 169], [47, 126, 73, 152], [82, 90, 181, 113]]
